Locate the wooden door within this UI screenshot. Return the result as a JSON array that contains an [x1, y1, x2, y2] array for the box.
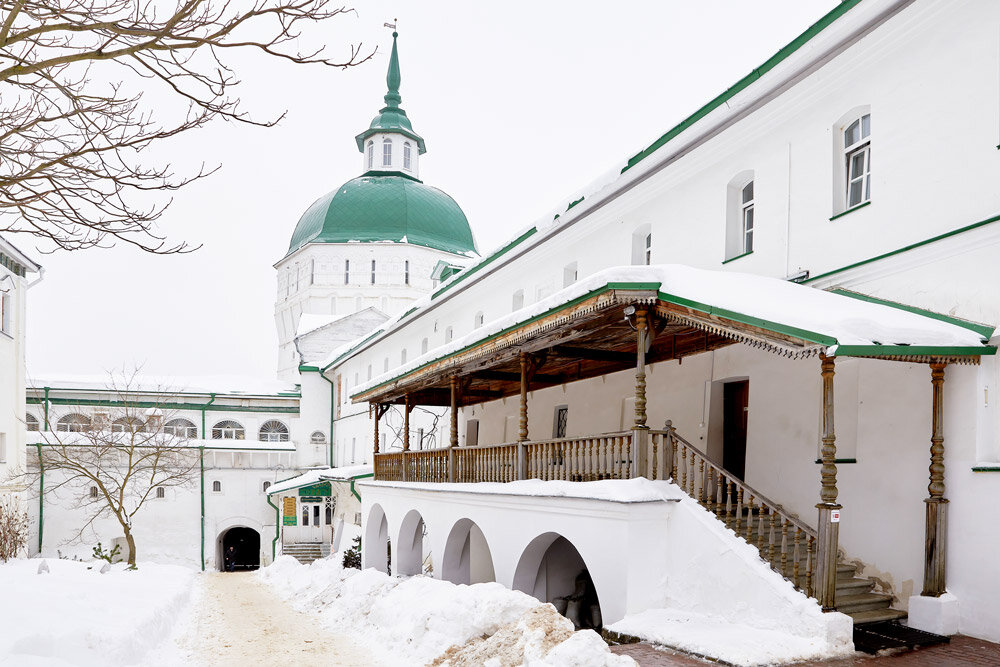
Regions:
[[723, 380, 749, 480]]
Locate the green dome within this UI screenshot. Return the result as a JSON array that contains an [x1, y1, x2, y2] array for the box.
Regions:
[[287, 174, 477, 256]]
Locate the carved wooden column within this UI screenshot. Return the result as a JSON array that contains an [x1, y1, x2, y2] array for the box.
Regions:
[[923, 362, 948, 597], [403, 394, 412, 452], [815, 353, 841, 611], [372, 402, 381, 456], [631, 308, 650, 478], [519, 352, 529, 442], [449, 376, 459, 483]]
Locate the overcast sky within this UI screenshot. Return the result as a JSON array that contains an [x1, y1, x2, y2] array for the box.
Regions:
[[23, 0, 837, 382]]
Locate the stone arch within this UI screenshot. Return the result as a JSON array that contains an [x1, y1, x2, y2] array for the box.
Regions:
[[396, 509, 430, 577], [441, 518, 496, 585], [512, 532, 603, 630], [217, 526, 261, 572], [364, 503, 391, 574]]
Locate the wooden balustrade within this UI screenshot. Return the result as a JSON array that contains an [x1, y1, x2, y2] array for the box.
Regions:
[[656, 424, 818, 597], [524, 433, 633, 481], [404, 448, 451, 483], [453, 444, 518, 483]]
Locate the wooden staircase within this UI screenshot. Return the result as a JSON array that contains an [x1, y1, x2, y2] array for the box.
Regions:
[[662, 425, 906, 625]]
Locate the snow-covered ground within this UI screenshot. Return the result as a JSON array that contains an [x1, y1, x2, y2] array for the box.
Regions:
[[258, 554, 634, 666], [0, 558, 194, 666]]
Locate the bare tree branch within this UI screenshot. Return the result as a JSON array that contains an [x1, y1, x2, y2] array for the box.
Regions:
[[0, 0, 373, 253]]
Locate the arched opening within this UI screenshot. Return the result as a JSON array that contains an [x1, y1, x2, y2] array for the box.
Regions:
[[441, 518, 495, 585], [396, 509, 431, 576], [513, 533, 603, 630], [219, 527, 260, 572], [364, 504, 391, 574]]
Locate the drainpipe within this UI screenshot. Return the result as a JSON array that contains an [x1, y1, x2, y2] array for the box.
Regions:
[[43, 387, 50, 430], [320, 374, 336, 468], [35, 443, 43, 554], [199, 446, 205, 571], [349, 473, 374, 502], [266, 495, 280, 562], [199, 394, 215, 572]]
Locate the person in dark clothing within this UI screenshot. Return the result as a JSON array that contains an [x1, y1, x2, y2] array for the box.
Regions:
[[224, 545, 236, 572]]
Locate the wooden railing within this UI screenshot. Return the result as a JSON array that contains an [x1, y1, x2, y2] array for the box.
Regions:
[[404, 448, 450, 483], [454, 444, 518, 483], [658, 423, 818, 597], [374, 451, 404, 480], [524, 433, 633, 481]]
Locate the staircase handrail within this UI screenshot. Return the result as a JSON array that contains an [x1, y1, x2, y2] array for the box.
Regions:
[[653, 424, 817, 539]]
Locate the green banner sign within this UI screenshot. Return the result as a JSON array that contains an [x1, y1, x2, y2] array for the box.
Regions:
[[298, 482, 331, 497]]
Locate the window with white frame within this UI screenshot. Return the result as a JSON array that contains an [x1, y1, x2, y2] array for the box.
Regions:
[[212, 420, 245, 440], [403, 142, 412, 170], [57, 413, 91, 432], [382, 138, 392, 166], [741, 180, 754, 254], [0, 289, 10, 336], [371, 259, 376, 285], [404, 260, 410, 285], [89, 485, 98, 499], [512, 289, 524, 311], [367, 140, 374, 169], [563, 262, 578, 287], [258, 420, 289, 442], [165, 418, 197, 439], [25, 413, 39, 431], [212, 480, 222, 493], [630, 224, 652, 265], [155, 487, 165, 499], [310, 431, 325, 444], [843, 113, 871, 209], [344, 259, 350, 285], [474, 311, 484, 328]]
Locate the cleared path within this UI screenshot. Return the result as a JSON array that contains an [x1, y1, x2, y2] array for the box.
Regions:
[[169, 572, 383, 666]]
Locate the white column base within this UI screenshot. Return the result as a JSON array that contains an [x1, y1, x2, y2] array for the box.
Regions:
[[907, 592, 960, 636]]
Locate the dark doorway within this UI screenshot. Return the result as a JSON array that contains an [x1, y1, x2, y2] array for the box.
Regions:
[[221, 527, 260, 571], [723, 380, 749, 480]]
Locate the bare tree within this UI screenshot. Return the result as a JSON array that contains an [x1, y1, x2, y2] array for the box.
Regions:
[[20, 369, 199, 566], [0, 0, 372, 254], [0, 494, 29, 561], [381, 404, 444, 451]]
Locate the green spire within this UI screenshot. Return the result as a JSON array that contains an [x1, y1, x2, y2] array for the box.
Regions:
[[384, 32, 402, 109], [355, 29, 427, 155]]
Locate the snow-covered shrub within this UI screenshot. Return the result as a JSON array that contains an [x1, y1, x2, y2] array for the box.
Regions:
[[343, 535, 361, 569], [92, 542, 122, 564], [0, 495, 28, 562]]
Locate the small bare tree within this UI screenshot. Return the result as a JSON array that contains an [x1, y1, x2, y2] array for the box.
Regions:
[[0, 494, 29, 561], [21, 369, 199, 566], [0, 0, 372, 253]]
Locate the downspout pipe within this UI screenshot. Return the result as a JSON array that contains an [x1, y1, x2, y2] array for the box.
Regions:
[[199, 394, 214, 572], [266, 495, 280, 563], [43, 387, 50, 430], [35, 443, 43, 554], [349, 473, 374, 502]]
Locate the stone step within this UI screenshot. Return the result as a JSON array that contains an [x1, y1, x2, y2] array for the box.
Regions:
[[847, 608, 908, 625], [834, 592, 895, 614], [836, 577, 875, 596], [837, 563, 857, 579]]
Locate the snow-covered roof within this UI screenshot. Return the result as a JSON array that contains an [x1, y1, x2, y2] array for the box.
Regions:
[[265, 468, 331, 495], [319, 464, 374, 481], [27, 374, 299, 397], [296, 312, 354, 337], [352, 264, 994, 399]]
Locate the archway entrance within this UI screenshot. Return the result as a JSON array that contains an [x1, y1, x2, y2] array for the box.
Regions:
[[364, 504, 391, 574], [513, 533, 602, 630], [442, 518, 495, 585], [220, 527, 260, 572]]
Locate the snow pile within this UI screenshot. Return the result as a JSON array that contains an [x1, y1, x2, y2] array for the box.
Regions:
[[432, 605, 632, 667], [0, 558, 194, 666], [258, 555, 633, 666], [362, 477, 683, 503]]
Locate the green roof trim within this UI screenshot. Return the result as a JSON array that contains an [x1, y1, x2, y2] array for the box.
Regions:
[[972, 466, 1000, 472], [286, 174, 476, 256], [298, 365, 321, 373], [831, 345, 996, 358], [431, 227, 538, 300], [721, 250, 753, 265], [622, 0, 866, 173], [829, 289, 995, 340], [567, 197, 585, 211], [804, 212, 1000, 285]]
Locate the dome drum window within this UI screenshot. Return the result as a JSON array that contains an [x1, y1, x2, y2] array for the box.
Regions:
[[382, 138, 392, 167], [258, 420, 289, 442]]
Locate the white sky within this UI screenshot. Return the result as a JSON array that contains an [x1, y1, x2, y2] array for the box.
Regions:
[[24, 0, 838, 381]]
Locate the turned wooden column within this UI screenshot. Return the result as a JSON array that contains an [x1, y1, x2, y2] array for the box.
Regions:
[[519, 352, 529, 442], [922, 362, 948, 597], [634, 308, 649, 429], [372, 402, 381, 455], [403, 394, 412, 451], [449, 376, 459, 448], [815, 353, 841, 611]]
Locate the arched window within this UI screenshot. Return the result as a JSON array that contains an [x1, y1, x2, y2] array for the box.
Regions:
[[404, 260, 410, 285], [111, 417, 144, 433], [367, 140, 374, 169], [512, 290, 524, 311], [212, 480, 222, 493], [89, 486, 98, 499], [725, 171, 755, 260], [403, 142, 412, 170], [843, 113, 871, 208], [371, 259, 376, 285], [310, 431, 326, 445], [156, 487, 165, 499], [212, 420, 245, 440], [258, 420, 289, 442], [57, 413, 91, 433], [474, 312, 484, 328], [164, 418, 197, 439], [382, 138, 392, 166], [262, 481, 272, 492], [421, 338, 429, 354], [630, 224, 652, 266], [25, 413, 39, 431]]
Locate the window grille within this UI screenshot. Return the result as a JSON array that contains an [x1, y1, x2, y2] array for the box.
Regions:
[[212, 420, 245, 440], [258, 420, 289, 442], [165, 418, 197, 439]]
